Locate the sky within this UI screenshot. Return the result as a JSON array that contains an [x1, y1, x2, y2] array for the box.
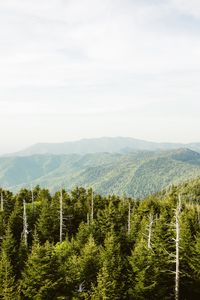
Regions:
[[0, 0, 200, 153]]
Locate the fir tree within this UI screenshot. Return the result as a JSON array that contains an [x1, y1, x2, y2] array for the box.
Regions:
[[20, 237, 61, 299], [0, 251, 16, 299], [91, 232, 124, 300]]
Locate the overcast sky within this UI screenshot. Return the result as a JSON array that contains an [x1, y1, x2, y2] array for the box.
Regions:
[[0, 0, 200, 153]]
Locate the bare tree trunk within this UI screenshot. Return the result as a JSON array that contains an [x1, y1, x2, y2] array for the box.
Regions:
[[147, 213, 153, 249], [31, 184, 34, 212], [60, 190, 63, 243], [23, 199, 28, 247], [87, 212, 90, 225], [91, 190, 94, 223], [197, 206, 200, 226], [175, 194, 181, 300], [1, 192, 3, 212], [128, 202, 131, 235]]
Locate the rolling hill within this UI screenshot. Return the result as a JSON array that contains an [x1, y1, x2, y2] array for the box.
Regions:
[[1, 148, 200, 198], [5, 137, 200, 156]]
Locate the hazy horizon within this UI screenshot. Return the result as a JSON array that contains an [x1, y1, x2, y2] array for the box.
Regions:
[[1, 0, 200, 153], [1, 135, 200, 156]]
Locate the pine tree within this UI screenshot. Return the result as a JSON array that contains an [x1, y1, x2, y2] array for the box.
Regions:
[[0, 189, 14, 224], [79, 235, 100, 294], [179, 205, 200, 299], [20, 238, 61, 299], [0, 227, 17, 300], [91, 232, 124, 300], [1, 226, 17, 275], [54, 237, 80, 298], [36, 199, 59, 243], [128, 236, 156, 299], [0, 250, 16, 299], [188, 234, 200, 299]]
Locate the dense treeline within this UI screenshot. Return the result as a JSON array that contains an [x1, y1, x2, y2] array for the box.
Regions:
[[0, 183, 200, 299]]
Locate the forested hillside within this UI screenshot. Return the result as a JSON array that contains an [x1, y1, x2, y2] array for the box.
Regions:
[[0, 179, 200, 299], [1, 148, 200, 198]]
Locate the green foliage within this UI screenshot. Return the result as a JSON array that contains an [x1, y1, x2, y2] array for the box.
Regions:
[[0, 251, 16, 300], [2, 149, 200, 198], [91, 232, 124, 300], [0, 180, 199, 299], [20, 239, 61, 299]]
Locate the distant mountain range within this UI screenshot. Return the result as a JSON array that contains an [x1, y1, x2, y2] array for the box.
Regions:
[[5, 137, 200, 156], [1, 147, 200, 198]]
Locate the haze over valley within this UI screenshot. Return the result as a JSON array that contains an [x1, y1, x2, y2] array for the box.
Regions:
[[1, 137, 200, 198]]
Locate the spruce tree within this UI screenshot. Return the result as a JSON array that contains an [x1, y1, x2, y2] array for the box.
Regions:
[[79, 235, 100, 294], [91, 232, 124, 300], [0, 250, 16, 299], [20, 238, 61, 299]]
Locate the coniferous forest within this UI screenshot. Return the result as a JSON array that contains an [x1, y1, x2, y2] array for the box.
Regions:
[[0, 180, 200, 300]]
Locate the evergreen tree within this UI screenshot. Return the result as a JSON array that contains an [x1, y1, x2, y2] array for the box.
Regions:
[[36, 199, 59, 243], [79, 235, 100, 294], [20, 238, 61, 299], [54, 237, 80, 298], [128, 237, 156, 299], [91, 232, 124, 300], [188, 234, 200, 299], [0, 185, 199, 299], [1, 226, 17, 276], [0, 250, 16, 299], [0, 227, 16, 300]]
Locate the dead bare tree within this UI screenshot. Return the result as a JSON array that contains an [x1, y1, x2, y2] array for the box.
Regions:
[[1, 191, 3, 212], [31, 184, 34, 211], [147, 213, 154, 249], [60, 190, 63, 243], [91, 190, 94, 223], [78, 281, 85, 293], [175, 194, 181, 300], [87, 212, 90, 225], [128, 201, 131, 235], [197, 205, 200, 226], [23, 199, 28, 247]]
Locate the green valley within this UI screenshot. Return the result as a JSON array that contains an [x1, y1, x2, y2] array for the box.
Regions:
[[1, 148, 200, 198]]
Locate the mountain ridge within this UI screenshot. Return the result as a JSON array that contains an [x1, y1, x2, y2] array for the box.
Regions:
[[1, 148, 200, 198], [3, 137, 200, 157]]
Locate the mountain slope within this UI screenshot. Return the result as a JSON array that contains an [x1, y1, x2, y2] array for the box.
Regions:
[[1, 148, 200, 197], [6, 137, 200, 156]]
